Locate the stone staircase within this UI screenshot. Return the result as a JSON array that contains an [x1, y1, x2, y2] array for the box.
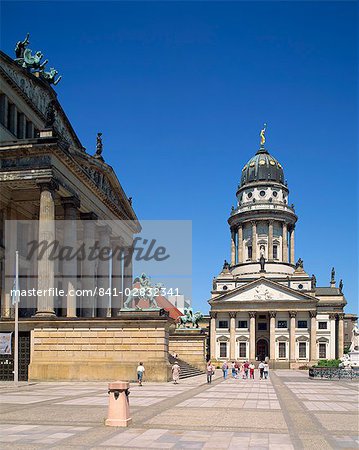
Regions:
[[168, 354, 205, 379]]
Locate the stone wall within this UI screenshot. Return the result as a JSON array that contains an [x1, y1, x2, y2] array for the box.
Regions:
[[169, 330, 207, 370], [28, 313, 173, 382]]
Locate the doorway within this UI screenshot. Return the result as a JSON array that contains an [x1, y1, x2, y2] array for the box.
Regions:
[[256, 338, 269, 361]]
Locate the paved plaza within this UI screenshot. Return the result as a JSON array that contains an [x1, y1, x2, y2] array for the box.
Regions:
[[0, 370, 358, 449]]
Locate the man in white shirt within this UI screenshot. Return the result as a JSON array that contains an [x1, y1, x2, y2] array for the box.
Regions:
[[137, 362, 145, 386]]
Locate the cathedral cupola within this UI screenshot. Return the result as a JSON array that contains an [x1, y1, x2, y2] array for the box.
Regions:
[[228, 125, 298, 278]]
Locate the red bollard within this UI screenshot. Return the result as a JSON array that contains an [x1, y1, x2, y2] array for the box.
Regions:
[[106, 381, 132, 427]]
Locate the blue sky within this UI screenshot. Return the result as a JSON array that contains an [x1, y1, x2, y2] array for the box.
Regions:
[[1, 1, 358, 313]]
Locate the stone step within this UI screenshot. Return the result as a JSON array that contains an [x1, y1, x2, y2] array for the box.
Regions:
[[168, 354, 205, 379]]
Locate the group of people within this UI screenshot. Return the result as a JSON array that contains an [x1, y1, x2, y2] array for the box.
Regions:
[[137, 359, 269, 386], [222, 360, 269, 380]]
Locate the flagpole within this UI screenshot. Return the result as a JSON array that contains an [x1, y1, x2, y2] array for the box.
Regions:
[[14, 250, 19, 385]]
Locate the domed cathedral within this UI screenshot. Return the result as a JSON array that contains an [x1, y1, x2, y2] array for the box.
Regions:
[[209, 125, 347, 368]]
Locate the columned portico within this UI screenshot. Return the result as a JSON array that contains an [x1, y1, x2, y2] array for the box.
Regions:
[[35, 181, 58, 317], [249, 311, 256, 360]]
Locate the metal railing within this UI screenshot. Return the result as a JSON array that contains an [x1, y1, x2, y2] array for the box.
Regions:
[[309, 367, 359, 380]]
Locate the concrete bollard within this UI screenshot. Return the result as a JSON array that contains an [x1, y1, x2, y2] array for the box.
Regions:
[[105, 381, 132, 427]]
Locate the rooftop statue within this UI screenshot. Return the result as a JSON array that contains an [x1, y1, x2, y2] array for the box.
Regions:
[[123, 273, 159, 309], [19, 48, 48, 71], [311, 274, 317, 289], [15, 33, 30, 59], [331, 267, 335, 283], [41, 67, 62, 86], [94, 132, 103, 159], [260, 123, 267, 147], [295, 258, 304, 269], [339, 279, 343, 293]]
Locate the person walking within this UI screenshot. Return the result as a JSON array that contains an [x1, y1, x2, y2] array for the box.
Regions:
[[244, 360, 249, 379], [258, 361, 265, 380], [263, 361, 269, 379], [231, 361, 236, 378], [206, 361, 214, 384], [234, 361, 240, 379], [137, 362, 145, 386], [222, 361, 228, 380], [172, 361, 181, 384], [249, 362, 255, 379]]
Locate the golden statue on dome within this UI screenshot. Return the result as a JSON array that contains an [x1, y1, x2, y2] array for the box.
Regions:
[[260, 123, 267, 147]]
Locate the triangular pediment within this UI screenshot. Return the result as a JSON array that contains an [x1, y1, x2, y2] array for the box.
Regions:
[[210, 278, 317, 304]]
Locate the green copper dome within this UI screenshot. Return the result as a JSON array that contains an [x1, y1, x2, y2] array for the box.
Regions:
[[240, 148, 284, 187]]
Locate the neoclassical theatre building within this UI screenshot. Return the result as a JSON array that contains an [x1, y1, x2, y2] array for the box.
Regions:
[[209, 131, 347, 368]]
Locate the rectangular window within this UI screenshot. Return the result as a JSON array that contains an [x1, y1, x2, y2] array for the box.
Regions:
[[238, 320, 248, 329], [318, 322, 327, 330], [299, 342, 306, 358], [248, 246, 252, 259], [239, 342, 247, 358], [273, 245, 278, 259], [298, 320, 308, 328], [218, 320, 228, 329], [277, 320, 288, 328], [220, 342, 227, 358], [319, 343, 326, 359], [258, 322, 267, 331], [278, 342, 286, 358]]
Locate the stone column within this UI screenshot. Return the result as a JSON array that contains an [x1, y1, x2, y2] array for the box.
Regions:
[[229, 312, 236, 360], [249, 312, 256, 360], [62, 197, 80, 318], [289, 311, 297, 362], [251, 221, 257, 261], [237, 225, 243, 263], [290, 226, 295, 264], [230, 228, 236, 266], [210, 312, 217, 360], [282, 222, 288, 263], [97, 225, 112, 317], [8, 103, 17, 136], [3, 206, 17, 318], [123, 245, 133, 306], [80, 213, 97, 317], [35, 181, 58, 317], [111, 237, 124, 316], [0, 93, 8, 128], [329, 313, 337, 359], [269, 311, 276, 361], [310, 311, 317, 361], [337, 313, 344, 358], [268, 220, 274, 260]]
